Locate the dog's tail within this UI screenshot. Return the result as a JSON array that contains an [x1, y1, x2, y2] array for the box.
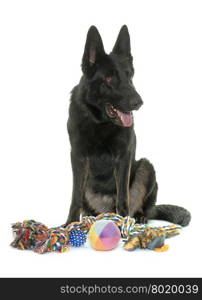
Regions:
[[147, 204, 191, 226]]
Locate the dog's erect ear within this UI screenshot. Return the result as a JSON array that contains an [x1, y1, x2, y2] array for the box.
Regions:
[[112, 25, 131, 58], [82, 26, 105, 76]]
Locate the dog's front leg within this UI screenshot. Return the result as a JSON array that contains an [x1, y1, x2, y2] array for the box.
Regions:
[[114, 155, 131, 217], [66, 152, 89, 224]]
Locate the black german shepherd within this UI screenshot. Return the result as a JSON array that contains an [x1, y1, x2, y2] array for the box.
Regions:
[[65, 25, 191, 226]]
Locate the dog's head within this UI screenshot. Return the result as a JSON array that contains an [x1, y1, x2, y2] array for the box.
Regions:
[[81, 25, 143, 127]]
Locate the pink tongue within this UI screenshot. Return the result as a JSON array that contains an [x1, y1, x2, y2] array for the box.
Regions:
[[116, 110, 133, 127]]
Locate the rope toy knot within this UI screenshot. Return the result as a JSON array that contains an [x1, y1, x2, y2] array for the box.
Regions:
[[120, 216, 136, 240]]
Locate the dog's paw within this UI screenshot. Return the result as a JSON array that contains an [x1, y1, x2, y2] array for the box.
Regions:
[[117, 207, 128, 217], [135, 215, 148, 224]]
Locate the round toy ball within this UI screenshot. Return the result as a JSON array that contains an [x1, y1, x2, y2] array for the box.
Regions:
[[88, 220, 121, 251], [69, 230, 87, 247]]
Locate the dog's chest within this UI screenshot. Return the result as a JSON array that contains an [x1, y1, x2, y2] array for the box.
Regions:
[[78, 127, 130, 159], [84, 186, 116, 214], [89, 153, 115, 174], [87, 154, 117, 195], [84, 155, 117, 214]]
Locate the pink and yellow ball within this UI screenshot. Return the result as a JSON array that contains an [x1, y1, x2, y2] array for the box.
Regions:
[[88, 220, 121, 251]]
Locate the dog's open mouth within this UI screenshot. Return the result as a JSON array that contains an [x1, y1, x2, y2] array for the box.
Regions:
[[105, 105, 133, 127]]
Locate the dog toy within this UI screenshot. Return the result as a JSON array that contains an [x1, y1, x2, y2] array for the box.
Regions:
[[88, 220, 121, 251], [123, 224, 181, 252], [124, 229, 166, 251], [11, 213, 182, 254], [11, 220, 69, 253], [69, 230, 87, 247]]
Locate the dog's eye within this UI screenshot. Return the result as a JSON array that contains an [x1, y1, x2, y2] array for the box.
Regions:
[[105, 76, 112, 84]]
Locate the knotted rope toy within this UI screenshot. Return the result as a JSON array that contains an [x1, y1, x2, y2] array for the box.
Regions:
[[11, 213, 182, 254]]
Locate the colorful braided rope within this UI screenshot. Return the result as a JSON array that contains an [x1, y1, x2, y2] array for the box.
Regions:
[[11, 213, 182, 254]]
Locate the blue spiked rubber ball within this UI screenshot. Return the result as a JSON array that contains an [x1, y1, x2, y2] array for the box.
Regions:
[[68, 230, 87, 247]]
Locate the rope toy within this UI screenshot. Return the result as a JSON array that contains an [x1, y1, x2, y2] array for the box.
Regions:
[[11, 213, 182, 254]]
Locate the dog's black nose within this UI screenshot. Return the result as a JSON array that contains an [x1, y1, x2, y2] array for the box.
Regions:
[[129, 93, 143, 110], [133, 99, 143, 110], [127, 88, 143, 111]]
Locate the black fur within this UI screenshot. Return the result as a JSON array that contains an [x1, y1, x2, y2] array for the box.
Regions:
[[65, 25, 191, 226]]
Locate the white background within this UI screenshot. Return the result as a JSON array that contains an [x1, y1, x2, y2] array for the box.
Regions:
[[0, 0, 201, 277]]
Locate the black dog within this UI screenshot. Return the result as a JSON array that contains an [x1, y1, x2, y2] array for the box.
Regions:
[[65, 25, 191, 226]]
